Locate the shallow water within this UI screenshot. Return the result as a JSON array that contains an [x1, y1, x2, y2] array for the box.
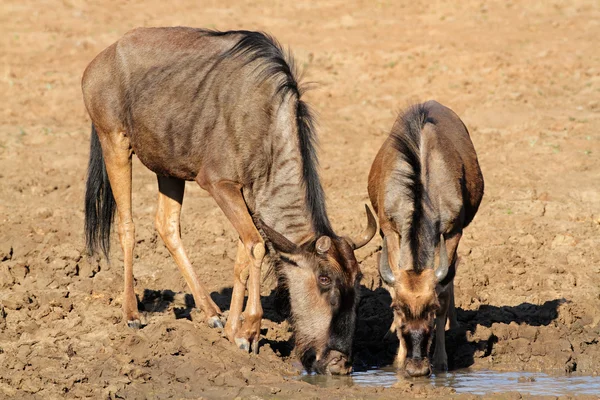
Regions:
[[301, 368, 600, 396]]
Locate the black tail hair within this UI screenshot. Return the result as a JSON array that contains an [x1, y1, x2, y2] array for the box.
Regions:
[[391, 103, 437, 270], [84, 124, 115, 258]]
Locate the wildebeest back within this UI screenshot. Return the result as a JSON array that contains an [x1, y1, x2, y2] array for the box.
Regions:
[[82, 27, 296, 187]]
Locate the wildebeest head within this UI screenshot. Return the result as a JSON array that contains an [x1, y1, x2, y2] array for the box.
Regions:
[[261, 206, 376, 375], [379, 235, 450, 377]]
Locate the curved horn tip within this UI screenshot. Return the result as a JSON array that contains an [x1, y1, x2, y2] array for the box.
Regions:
[[351, 204, 378, 250], [378, 240, 396, 285], [378, 254, 396, 285], [381, 271, 396, 286], [435, 266, 449, 283], [364, 203, 377, 227], [435, 235, 450, 283], [259, 219, 299, 254]]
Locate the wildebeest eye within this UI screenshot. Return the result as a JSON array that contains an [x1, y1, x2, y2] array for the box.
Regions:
[[318, 275, 331, 286]]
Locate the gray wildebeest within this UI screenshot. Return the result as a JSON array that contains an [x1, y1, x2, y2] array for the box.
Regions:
[[82, 27, 376, 375], [368, 100, 484, 377]]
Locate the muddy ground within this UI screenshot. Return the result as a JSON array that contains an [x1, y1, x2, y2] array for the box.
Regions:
[[1, 0, 600, 398]]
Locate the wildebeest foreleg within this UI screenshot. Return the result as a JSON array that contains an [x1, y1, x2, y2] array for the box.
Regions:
[[433, 302, 448, 371], [395, 323, 407, 368], [433, 232, 462, 370], [227, 240, 251, 345], [206, 180, 265, 354], [446, 280, 458, 330], [443, 232, 462, 330], [100, 129, 141, 328], [381, 230, 409, 368], [156, 176, 223, 327]]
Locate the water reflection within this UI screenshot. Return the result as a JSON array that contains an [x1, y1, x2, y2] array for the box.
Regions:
[[300, 368, 600, 396]]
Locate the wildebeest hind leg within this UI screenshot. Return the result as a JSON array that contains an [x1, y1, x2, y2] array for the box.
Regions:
[[155, 176, 223, 327], [100, 129, 141, 328], [205, 180, 265, 354]]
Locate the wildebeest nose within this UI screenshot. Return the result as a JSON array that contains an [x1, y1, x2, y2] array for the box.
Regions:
[[405, 358, 431, 377], [326, 350, 352, 375]]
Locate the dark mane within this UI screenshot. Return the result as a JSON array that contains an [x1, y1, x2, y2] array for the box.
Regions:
[[390, 103, 437, 270], [216, 30, 335, 237]]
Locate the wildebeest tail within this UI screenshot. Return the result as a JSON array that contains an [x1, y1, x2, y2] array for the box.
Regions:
[[84, 123, 115, 258]]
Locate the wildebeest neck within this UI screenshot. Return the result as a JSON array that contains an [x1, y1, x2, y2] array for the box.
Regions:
[[389, 104, 440, 272], [219, 32, 335, 245], [247, 105, 318, 245], [247, 102, 334, 245]]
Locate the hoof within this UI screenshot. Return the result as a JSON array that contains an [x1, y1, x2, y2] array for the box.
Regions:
[[233, 337, 259, 354], [235, 337, 250, 352], [207, 315, 224, 329], [433, 361, 448, 372], [127, 318, 144, 329]]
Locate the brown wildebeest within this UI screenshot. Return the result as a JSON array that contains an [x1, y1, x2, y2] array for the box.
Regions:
[[368, 100, 484, 377], [82, 27, 376, 375]]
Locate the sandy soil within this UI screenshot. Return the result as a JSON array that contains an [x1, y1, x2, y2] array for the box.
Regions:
[[1, 0, 600, 398]]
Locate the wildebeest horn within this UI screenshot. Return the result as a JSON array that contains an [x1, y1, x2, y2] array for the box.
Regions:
[[378, 237, 396, 285], [435, 234, 449, 283], [349, 204, 377, 250], [259, 219, 299, 254]]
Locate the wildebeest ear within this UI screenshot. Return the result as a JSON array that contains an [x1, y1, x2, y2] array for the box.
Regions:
[[259, 219, 299, 254], [315, 236, 331, 254]]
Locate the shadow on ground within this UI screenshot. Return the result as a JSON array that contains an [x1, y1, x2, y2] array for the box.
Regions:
[[137, 285, 564, 372], [352, 288, 565, 371]]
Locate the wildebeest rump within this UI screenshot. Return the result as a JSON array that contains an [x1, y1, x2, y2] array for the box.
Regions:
[[368, 100, 484, 377], [82, 27, 376, 375]]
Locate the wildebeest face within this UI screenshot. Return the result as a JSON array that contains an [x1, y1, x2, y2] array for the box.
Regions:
[[265, 229, 362, 375], [391, 269, 439, 377]]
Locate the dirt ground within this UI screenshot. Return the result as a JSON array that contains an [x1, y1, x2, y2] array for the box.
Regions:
[[1, 0, 600, 398]]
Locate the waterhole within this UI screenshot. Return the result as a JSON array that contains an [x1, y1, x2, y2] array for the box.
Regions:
[[300, 368, 600, 396]]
